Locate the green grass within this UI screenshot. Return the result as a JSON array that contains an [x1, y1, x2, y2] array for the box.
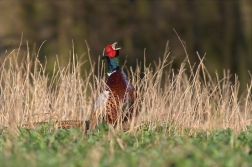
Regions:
[[1, 125, 252, 167]]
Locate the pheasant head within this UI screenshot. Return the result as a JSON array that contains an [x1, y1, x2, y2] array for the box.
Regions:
[[103, 42, 121, 75]]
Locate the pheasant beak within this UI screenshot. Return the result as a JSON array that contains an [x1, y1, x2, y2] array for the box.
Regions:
[[111, 42, 121, 50]]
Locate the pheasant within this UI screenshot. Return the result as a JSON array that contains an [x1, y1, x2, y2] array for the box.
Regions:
[[89, 42, 136, 130], [22, 42, 136, 132]]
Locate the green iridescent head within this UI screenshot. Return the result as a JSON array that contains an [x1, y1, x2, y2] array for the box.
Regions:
[[103, 42, 121, 74]]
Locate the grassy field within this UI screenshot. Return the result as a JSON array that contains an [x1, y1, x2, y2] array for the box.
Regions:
[[1, 124, 252, 167], [0, 41, 252, 166]]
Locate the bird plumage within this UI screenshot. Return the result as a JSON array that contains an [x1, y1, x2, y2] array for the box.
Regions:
[[106, 68, 135, 124], [22, 42, 135, 132], [90, 42, 136, 130], [22, 120, 90, 131]]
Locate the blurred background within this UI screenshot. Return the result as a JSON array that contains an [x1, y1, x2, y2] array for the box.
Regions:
[[0, 1, 251, 92]]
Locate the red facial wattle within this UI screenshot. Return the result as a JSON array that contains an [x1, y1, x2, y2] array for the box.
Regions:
[[105, 45, 117, 58]]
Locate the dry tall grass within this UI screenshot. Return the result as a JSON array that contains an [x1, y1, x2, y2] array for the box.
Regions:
[[0, 40, 251, 134]]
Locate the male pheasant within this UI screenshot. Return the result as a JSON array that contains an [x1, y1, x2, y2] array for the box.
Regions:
[[22, 42, 135, 132], [90, 42, 136, 130]]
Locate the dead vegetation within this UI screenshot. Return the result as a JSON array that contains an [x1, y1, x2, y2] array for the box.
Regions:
[[0, 40, 251, 134]]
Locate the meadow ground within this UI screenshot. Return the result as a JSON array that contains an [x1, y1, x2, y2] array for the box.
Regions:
[[0, 41, 252, 167]]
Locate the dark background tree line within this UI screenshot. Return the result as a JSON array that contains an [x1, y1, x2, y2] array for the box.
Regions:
[[0, 1, 251, 91]]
